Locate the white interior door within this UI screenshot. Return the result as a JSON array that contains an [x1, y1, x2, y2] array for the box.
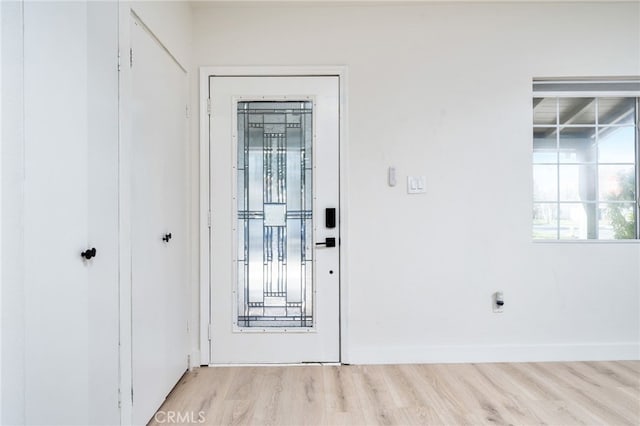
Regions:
[[208, 76, 340, 363], [22, 2, 120, 424], [130, 17, 189, 425], [23, 3, 90, 422]]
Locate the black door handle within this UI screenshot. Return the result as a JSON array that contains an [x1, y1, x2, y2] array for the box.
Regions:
[[162, 233, 172, 242], [81, 248, 97, 260], [315, 237, 336, 248]]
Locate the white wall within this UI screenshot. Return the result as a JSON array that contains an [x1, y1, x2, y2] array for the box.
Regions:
[[1, 1, 26, 422], [192, 1, 640, 363], [1, 3, 3, 419], [131, 1, 192, 70]]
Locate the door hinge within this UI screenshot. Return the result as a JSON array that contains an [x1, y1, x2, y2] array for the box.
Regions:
[[117, 51, 121, 72], [129, 48, 133, 68], [117, 388, 121, 408], [207, 98, 212, 116], [131, 387, 134, 403], [208, 211, 211, 228], [186, 104, 190, 118], [208, 323, 212, 341]]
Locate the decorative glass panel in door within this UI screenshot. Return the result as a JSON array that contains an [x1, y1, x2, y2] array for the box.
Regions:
[[236, 101, 314, 328]]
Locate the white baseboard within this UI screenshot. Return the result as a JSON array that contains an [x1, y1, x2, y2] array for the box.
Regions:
[[346, 342, 640, 365], [190, 349, 201, 370]]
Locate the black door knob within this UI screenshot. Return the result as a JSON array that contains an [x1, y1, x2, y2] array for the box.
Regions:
[[81, 248, 97, 260], [162, 233, 172, 242]]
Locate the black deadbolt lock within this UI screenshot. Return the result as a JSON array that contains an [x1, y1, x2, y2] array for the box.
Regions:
[[162, 233, 172, 242], [325, 208, 336, 229]]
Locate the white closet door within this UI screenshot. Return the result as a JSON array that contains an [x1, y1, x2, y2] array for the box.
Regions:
[[23, 3, 90, 424], [22, 2, 119, 424], [162, 64, 190, 394], [130, 17, 189, 425]]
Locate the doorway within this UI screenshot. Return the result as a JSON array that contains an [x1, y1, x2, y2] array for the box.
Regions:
[[202, 72, 343, 364]]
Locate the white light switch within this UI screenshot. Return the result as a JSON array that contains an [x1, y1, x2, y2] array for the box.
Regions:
[[407, 176, 426, 194]]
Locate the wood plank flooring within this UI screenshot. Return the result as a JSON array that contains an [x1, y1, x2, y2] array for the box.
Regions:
[[149, 361, 640, 425]]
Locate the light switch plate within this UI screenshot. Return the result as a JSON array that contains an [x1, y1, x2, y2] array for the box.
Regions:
[[407, 176, 426, 194]]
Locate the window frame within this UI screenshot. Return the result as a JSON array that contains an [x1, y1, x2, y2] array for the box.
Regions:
[[532, 81, 640, 242]]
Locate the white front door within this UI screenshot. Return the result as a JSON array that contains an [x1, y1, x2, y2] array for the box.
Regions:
[[208, 76, 340, 363]]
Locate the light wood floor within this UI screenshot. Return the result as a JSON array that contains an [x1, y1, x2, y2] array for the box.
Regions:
[[150, 361, 640, 426]]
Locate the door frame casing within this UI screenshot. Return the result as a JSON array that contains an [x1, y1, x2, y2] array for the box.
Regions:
[[199, 66, 349, 365]]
